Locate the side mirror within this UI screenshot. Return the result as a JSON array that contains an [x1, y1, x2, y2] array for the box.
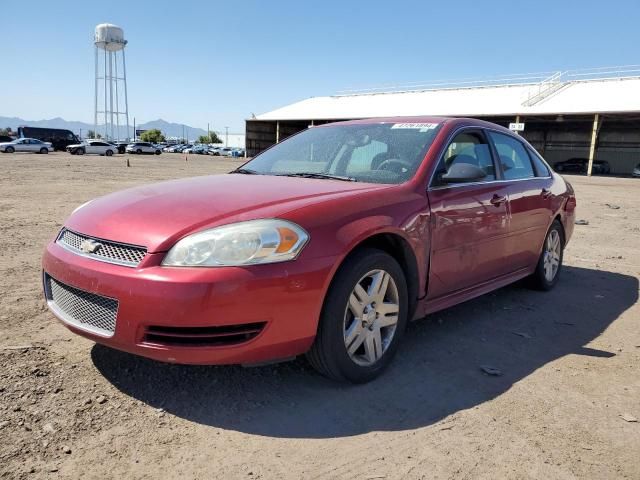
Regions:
[[440, 163, 487, 183]]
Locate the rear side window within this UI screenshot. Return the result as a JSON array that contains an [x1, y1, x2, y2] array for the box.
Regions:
[[526, 146, 551, 177], [487, 131, 534, 180]]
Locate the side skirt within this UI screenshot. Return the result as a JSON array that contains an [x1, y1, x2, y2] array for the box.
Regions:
[[415, 266, 533, 319]]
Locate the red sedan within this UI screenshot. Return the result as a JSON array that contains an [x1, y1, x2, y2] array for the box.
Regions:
[[42, 117, 576, 383]]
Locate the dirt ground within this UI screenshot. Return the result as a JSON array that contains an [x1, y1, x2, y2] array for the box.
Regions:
[[1, 152, 639, 479]]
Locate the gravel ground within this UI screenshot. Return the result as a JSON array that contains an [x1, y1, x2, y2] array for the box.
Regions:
[[1, 152, 639, 479]]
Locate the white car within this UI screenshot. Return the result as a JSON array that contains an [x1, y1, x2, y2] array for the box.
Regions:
[[66, 140, 116, 156], [126, 142, 161, 155], [0, 138, 53, 154], [633, 163, 640, 178], [219, 147, 234, 157]]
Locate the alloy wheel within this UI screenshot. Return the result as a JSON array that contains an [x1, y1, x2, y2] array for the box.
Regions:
[[343, 269, 400, 367], [543, 229, 561, 282]]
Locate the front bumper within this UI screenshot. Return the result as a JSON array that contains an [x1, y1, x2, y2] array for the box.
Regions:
[[42, 239, 335, 365]]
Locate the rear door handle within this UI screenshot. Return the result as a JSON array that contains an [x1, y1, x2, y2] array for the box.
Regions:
[[490, 194, 507, 206], [541, 188, 553, 198]]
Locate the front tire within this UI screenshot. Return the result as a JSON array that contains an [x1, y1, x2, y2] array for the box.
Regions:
[[5, 146, 14, 153], [105, 149, 113, 156], [307, 248, 408, 383], [40, 148, 48, 154], [155, 150, 161, 155], [77, 148, 85, 155], [529, 220, 564, 291], [136, 149, 142, 154]]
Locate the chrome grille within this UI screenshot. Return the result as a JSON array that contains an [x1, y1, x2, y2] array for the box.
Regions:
[[45, 275, 118, 337], [58, 229, 147, 267]]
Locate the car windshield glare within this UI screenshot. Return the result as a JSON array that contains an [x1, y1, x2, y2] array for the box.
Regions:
[[241, 122, 442, 184]]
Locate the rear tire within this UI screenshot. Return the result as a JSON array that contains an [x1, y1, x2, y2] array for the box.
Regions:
[[529, 220, 564, 291], [307, 248, 408, 383], [105, 149, 113, 156], [155, 150, 161, 155], [136, 149, 142, 154]]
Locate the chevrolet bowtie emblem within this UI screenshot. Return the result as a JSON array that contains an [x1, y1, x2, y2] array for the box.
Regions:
[[80, 239, 102, 254]]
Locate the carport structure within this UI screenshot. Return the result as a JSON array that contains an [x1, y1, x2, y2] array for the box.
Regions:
[[246, 66, 640, 175]]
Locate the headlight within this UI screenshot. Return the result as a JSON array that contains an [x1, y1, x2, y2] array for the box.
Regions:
[[162, 219, 309, 267]]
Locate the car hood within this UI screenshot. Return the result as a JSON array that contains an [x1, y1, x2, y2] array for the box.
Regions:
[[65, 174, 389, 252]]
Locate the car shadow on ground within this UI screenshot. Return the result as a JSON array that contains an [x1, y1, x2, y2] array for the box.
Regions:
[[92, 265, 637, 438]]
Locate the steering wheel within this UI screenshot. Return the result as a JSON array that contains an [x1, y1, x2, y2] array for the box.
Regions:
[[377, 158, 413, 174]]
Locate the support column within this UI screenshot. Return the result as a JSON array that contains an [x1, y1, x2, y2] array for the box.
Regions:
[[276, 121, 280, 143], [587, 113, 600, 177], [514, 115, 520, 136]]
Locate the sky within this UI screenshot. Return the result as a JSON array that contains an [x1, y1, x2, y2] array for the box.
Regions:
[[2, 0, 639, 132]]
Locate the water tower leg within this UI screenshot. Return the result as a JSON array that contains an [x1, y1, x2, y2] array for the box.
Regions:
[[122, 48, 130, 141], [114, 51, 120, 141], [109, 50, 114, 141], [94, 47, 98, 139], [104, 48, 108, 140]]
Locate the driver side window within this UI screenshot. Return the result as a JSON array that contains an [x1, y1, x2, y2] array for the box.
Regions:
[[435, 130, 496, 184]]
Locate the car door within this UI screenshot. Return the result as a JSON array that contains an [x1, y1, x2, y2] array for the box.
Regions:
[[486, 130, 554, 270], [96, 142, 109, 154], [87, 142, 102, 154], [16, 139, 31, 152], [427, 129, 511, 299]]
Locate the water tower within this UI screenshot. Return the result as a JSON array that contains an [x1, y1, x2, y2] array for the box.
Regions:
[[94, 24, 129, 141]]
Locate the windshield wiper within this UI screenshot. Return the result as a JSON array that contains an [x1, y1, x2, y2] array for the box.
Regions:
[[229, 167, 260, 175], [276, 172, 357, 182]]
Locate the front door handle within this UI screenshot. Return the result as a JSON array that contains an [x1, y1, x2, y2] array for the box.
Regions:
[[490, 194, 507, 206]]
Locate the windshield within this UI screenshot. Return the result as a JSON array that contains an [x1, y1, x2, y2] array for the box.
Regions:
[[241, 122, 442, 184]]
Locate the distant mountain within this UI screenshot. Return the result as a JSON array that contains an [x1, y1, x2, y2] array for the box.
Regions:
[[0, 116, 210, 140]]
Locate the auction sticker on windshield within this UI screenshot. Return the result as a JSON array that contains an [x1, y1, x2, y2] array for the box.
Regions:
[[391, 123, 439, 132]]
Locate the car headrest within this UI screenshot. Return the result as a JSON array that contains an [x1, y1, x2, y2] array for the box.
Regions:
[[500, 155, 515, 170]]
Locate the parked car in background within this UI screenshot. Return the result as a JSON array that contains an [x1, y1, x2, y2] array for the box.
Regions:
[[175, 144, 192, 153], [0, 138, 53, 154], [114, 142, 129, 154], [17, 126, 78, 151], [632, 163, 640, 177], [219, 147, 234, 157], [554, 158, 610, 174], [66, 140, 116, 156], [0, 135, 13, 143], [231, 148, 246, 158], [125, 142, 161, 155], [42, 117, 576, 383], [191, 145, 210, 155]]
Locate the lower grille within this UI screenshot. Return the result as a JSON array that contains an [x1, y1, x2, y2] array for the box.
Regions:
[[44, 274, 118, 337], [143, 323, 266, 347]]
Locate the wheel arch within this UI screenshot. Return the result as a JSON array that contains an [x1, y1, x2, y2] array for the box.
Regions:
[[326, 231, 421, 321]]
